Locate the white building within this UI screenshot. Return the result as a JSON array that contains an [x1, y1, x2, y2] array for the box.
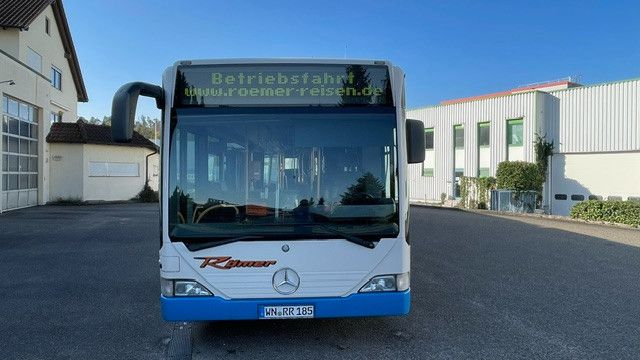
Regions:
[[1, 0, 160, 211], [408, 77, 640, 215], [1, 0, 87, 211], [46, 120, 159, 202]]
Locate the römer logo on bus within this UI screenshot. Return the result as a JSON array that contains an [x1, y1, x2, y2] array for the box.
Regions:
[[195, 256, 277, 270]]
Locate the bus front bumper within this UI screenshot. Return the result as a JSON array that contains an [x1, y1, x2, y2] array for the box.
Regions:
[[161, 290, 410, 321]]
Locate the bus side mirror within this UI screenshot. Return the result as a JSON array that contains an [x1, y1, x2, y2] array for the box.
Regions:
[[111, 82, 164, 142], [406, 119, 425, 164]]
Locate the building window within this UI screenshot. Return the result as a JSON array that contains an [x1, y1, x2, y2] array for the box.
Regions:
[[422, 128, 434, 177], [554, 194, 567, 200], [478, 168, 490, 177], [453, 125, 464, 195], [454, 124, 464, 149], [2, 95, 39, 196], [50, 112, 62, 124], [51, 67, 62, 90], [45, 17, 50, 35], [88, 162, 139, 177], [477, 122, 490, 177], [571, 194, 585, 201], [454, 169, 464, 198], [425, 128, 434, 150], [588, 195, 602, 201], [478, 122, 490, 147], [27, 48, 42, 73], [507, 119, 523, 146]]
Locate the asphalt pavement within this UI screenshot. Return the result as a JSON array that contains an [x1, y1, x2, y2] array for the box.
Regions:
[[1, 204, 639, 359]]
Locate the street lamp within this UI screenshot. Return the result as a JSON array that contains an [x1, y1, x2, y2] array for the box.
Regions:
[[0, 80, 16, 85]]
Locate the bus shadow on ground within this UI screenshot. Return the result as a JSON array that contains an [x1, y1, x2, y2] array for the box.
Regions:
[[191, 316, 412, 356]]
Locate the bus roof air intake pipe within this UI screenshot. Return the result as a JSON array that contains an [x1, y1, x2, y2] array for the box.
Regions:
[[111, 82, 165, 142]]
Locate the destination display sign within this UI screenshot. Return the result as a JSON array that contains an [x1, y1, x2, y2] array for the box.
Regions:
[[174, 64, 393, 107]]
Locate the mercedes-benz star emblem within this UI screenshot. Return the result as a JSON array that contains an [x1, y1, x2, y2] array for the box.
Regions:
[[272, 268, 300, 295]]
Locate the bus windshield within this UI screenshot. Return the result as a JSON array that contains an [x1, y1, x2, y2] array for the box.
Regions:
[[167, 107, 399, 246]]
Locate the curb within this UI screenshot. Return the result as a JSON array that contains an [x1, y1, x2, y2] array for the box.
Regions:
[[410, 203, 640, 231]]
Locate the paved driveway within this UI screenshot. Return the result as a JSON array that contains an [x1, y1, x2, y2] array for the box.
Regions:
[[1, 204, 638, 359], [0, 204, 168, 360]]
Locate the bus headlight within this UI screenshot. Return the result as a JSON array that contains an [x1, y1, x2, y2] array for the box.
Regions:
[[161, 279, 212, 297], [359, 273, 410, 292]]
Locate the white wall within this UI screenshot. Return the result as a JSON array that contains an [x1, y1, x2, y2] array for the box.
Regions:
[[550, 152, 640, 215], [0, 28, 19, 57], [548, 79, 639, 153], [1, 4, 81, 208], [478, 147, 490, 170], [507, 145, 524, 161], [83, 145, 158, 201], [48, 143, 84, 200], [49, 143, 159, 202], [546, 78, 640, 215], [407, 91, 545, 203], [18, 5, 79, 123]]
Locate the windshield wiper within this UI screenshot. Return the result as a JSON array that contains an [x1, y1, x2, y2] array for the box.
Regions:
[[182, 235, 265, 251], [177, 225, 377, 251], [303, 224, 377, 249]]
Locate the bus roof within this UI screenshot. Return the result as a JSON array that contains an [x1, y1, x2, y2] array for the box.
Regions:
[[172, 58, 393, 67]]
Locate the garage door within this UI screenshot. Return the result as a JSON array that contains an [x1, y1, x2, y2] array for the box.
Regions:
[[2, 95, 39, 211]]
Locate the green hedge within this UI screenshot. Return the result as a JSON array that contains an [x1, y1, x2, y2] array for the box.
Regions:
[[570, 200, 640, 227], [495, 161, 543, 192], [135, 181, 159, 203]]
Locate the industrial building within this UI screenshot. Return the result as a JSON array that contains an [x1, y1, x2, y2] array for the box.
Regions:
[[408, 77, 640, 215]]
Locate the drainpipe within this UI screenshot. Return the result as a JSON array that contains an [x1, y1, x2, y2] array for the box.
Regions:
[[145, 148, 158, 186], [547, 155, 553, 214]]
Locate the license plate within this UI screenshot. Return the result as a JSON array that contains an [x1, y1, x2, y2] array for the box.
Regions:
[[261, 305, 314, 319]]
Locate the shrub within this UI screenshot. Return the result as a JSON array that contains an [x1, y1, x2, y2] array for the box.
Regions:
[[534, 133, 554, 181], [496, 161, 543, 193], [458, 176, 496, 209], [570, 200, 640, 227], [135, 181, 159, 203], [477, 176, 496, 209], [50, 197, 83, 205]]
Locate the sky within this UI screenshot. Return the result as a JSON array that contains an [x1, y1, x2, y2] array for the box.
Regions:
[[65, 0, 640, 120]]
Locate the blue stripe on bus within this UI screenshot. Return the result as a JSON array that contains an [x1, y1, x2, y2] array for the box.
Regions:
[[161, 290, 410, 321]]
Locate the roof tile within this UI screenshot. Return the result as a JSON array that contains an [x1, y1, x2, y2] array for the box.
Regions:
[[46, 120, 159, 151], [0, 0, 52, 29]]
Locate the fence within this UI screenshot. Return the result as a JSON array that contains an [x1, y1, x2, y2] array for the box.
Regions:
[[490, 190, 537, 213]]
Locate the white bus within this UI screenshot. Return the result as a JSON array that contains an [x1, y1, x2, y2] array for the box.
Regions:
[[111, 59, 424, 320]]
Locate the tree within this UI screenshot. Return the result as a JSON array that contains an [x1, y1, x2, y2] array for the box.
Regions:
[[79, 114, 159, 141], [340, 172, 385, 205], [133, 115, 161, 141], [340, 64, 372, 106], [534, 133, 554, 183]]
